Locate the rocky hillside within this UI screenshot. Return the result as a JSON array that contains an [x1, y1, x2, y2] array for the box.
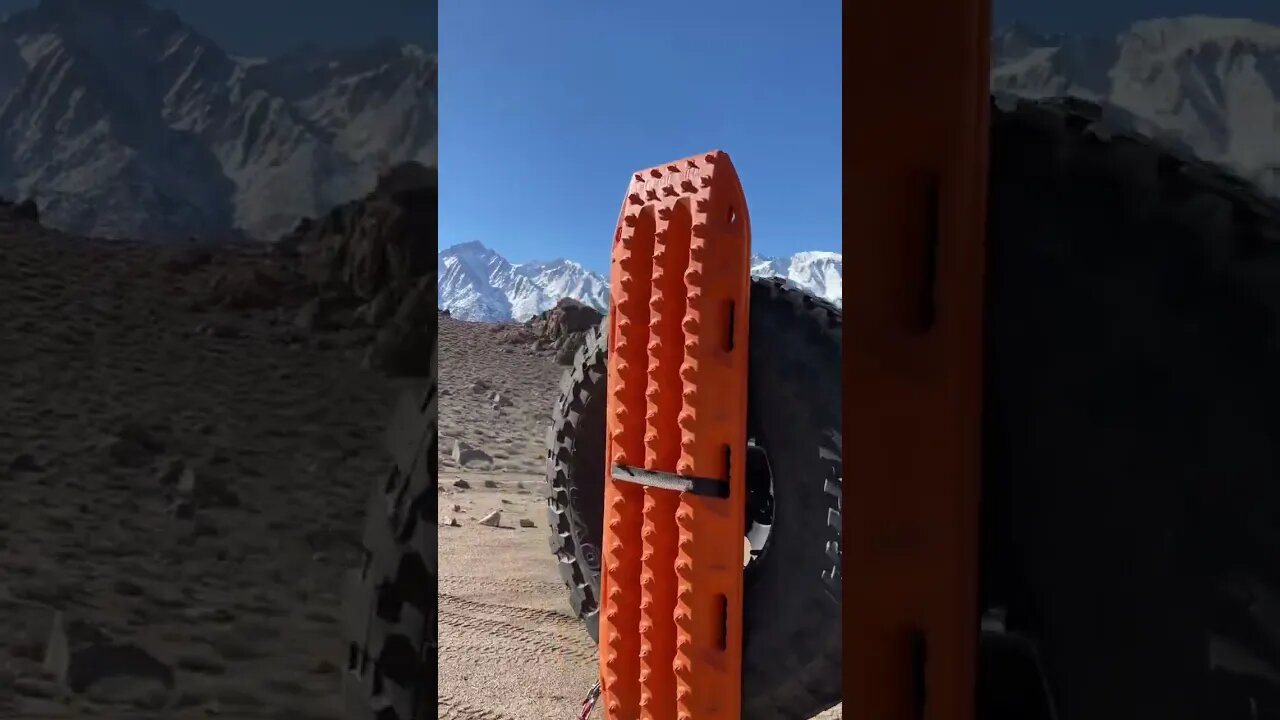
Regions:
[[0, 170, 416, 720], [0, 0, 436, 243]]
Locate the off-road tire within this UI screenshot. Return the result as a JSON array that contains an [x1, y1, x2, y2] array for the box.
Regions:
[[546, 278, 843, 720], [982, 95, 1280, 719], [342, 368, 438, 720]]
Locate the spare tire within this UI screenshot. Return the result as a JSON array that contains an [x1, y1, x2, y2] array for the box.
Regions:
[[981, 95, 1280, 720], [342, 371, 438, 720], [545, 278, 843, 720]]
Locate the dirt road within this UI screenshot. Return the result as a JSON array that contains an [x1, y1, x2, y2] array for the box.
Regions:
[[436, 467, 843, 719], [437, 470, 597, 719]]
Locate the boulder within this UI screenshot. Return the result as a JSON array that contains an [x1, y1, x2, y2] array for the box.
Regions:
[[526, 298, 603, 365]]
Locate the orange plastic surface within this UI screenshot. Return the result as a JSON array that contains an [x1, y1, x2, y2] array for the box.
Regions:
[[843, 1, 992, 719], [600, 151, 751, 720]]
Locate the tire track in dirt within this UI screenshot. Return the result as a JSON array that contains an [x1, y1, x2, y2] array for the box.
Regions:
[[438, 574, 564, 596], [438, 610, 596, 664], [438, 695, 523, 720], [439, 592, 583, 629]]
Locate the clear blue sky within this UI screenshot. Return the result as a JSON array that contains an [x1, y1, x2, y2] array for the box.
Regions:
[[439, 0, 841, 273], [442, 0, 1280, 273]]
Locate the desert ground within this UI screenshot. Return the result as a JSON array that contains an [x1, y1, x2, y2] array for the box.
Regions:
[[0, 208, 405, 718], [437, 312, 843, 719]]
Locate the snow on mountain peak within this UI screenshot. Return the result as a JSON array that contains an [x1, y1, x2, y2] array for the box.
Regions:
[[438, 241, 609, 322], [0, 0, 436, 242], [751, 251, 843, 306], [1126, 16, 1280, 52], [440, 241, 843, 322], [992, 15, 1280, 194]]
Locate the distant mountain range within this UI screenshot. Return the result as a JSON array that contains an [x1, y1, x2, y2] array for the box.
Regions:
[[992, 16, 1280, 196], [0, 0, 435, 242], [437, 241, 842, 322]]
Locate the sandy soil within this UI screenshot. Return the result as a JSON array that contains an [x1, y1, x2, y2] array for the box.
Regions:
[[438, 471, 597, 719], [0, 218, 396, 718], [437, 313, 843, 719]]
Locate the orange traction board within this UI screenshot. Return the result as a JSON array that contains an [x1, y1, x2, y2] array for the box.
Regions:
[[598, 150, 752, 720]]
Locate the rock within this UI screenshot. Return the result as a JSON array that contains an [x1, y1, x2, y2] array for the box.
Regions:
[[376, 160, 437, 197], [295, 294, 361, 332], [392, 274, 436, 327], [164, 247, 213, 274], [489, 323, 537, 346], [478, 510, 502, 527], [274, 217, 314, 258], [367, 321, 433, 377], [451, 441, 493, 470], [43, 611, 69, 680], [112, 580, 143, 597], [175, 650, 226, 675], [189, 518, 221, 540], [470, 379, 491, 393], [490, 392, 513, 410], [175, 470, 239, 508], [293, 297, 325, 330], [41, 614, 173, 698], [117, 421, 165, 454], [354, 288, 397, 326], [194, 321, 244, 339], [515, 481, 525, 490], [207, 267, 287, 311], [104, 421, 165, 468], [452, 478, 470, 489], [527, 297, 604, 365], [440, 515, 459, 527], [155, 458, 186, 485], [451, 503, 462, 512], [180, 607, 235, 624], [166, 499, 195, 519], [297, 165, 435, 305], [519, 518, 537, 528], [483, 479, 499, 489], [175, 468, 197, 494], [9, 453, 41, 472], [107, 438, 154, 468], [535, 295, 604, 335]]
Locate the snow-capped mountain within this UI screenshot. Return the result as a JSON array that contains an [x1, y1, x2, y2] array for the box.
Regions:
[[438, 241, 611, 322], [0, 0, 435, 241], [751, 251, 843, 307], [992, 16, 1280, 195], [439, 241, 843, 322]]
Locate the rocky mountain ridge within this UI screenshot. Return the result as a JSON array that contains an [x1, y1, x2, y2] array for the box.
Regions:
[[0, 0, 436, 242]]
